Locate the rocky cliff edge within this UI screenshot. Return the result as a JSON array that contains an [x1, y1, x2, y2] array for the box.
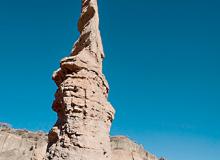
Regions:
[[0, 124, 161, 160]]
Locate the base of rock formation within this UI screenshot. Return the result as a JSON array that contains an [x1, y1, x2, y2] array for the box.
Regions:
[[0, 124, 160, 160]]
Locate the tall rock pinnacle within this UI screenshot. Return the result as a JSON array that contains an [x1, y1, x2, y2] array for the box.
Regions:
[[45, 0, 115, 160]]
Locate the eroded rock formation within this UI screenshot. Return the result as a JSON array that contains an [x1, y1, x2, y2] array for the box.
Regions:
[[45, 0, 115, 159], [0, 127, 160, 160], [0, 1, 167, 160]]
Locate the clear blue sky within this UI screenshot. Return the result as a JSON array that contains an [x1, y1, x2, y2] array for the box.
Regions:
[[0, 0, 219, 159]]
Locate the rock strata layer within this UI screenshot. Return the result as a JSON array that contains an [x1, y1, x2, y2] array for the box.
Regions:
[[0, 127, 47, 160], [45, 0, 115, 160], [0, 127, 160, 160], [111, 136, 158, 160]]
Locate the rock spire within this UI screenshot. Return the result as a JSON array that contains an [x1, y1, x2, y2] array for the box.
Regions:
[[45, 0, 115, 160]]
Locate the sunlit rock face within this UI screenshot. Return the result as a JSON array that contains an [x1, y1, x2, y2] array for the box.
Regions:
[[0, 126, 47, 160], [0, 127, 160, 160], [45, 0, 115, 159], [111, 136, 159, 160]]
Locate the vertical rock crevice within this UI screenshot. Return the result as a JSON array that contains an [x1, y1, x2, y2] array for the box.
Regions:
[[45, 0, 115, 160]]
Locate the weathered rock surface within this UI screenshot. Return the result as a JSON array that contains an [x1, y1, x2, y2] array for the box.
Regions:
[[0, 126, 47, 160], [0, 127, 159, 160], [45, 0, 115, 160], [0, 1, 164, 160], [111, 136, 158, 160]]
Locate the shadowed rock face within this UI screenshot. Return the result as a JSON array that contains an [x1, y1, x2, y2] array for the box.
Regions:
[[0, 128, 159, 160], [45, 0, 115, 160]]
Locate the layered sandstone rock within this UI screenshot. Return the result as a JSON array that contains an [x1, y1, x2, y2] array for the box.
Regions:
[[0, 1, 165, 160], [45, 0, 115, 159], [0, 126, 47, 160], [0, 127, 160, 160], [111, 136, 158, 160]]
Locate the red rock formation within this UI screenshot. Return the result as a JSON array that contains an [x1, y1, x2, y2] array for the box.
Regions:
[[45, 0, 115, 159]]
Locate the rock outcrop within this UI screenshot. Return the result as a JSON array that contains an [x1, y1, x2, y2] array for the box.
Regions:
[[45, 0, 115, 160], [0, 1, 165, 160], [0, 127, 159, 160], [111, 136, 158, 160], [0, 126, 47, 160]]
